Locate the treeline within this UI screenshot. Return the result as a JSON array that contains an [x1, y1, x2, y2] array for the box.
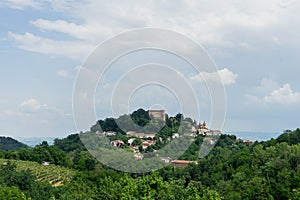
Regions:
[[2, 141, 69, 167], [160, 131, 300, 199], [0, 160, 223, 200], [0, 161, 54, 200], [90, 108, 195, 135]]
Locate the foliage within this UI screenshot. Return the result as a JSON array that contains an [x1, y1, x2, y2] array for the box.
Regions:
[[0, 185, 26, 200], [54, 134, 86, 153], [2, 113, 300, 199], [0, 159, 75, 186], [0, 136, 28, 151]]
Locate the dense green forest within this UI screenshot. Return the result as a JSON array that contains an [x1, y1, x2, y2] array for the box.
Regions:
[[1, 110, 300, 199], [0, 136, 28, 151]]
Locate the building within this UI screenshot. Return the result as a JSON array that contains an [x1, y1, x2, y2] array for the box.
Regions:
[[198, 128, 210, 135], [131, 146, 140, 153], [42, 161, 50, 166], [105, 131, 116, 136], [198, 121, 210, 134], [126, 131, 156, 139], [198, 121, 207, 129], [170, 160, 198, 167], [172, 133, 180, 139], [148, 110, 166, 121], [136, 133, 146, 138], [111, 140, 124, 147], [126, 131, 136, 136], [243, 139, 253, 146], [183, 132, 197, 138], [144, 134, 156, 139], [159, 157, 171, 163], [141, 140, 156, 149], [128, 138, 136, 146], [134, 153, 144, 160]]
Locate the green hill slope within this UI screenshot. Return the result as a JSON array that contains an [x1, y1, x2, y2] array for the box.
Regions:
[[0, 159, 75, 186]]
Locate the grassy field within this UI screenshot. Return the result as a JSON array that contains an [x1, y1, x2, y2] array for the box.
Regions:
[[0, 159, 76, 187]]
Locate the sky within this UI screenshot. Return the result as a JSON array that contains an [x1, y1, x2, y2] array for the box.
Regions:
[[1, 0, 300, 138]]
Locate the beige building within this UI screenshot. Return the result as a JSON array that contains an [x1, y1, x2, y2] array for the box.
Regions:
[[170, 160, 198, 167], [148, 110, 166, 121]]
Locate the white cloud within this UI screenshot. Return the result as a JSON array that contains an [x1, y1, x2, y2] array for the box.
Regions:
[[8, 32, 94, 60], [246, 82, 300, 105], [19, 98, 47, 113], [191, 68, 238, 85], [16, 98, 67, 116], [0, 0, 43, 10], [7, 0, 300, 59], [254, 78, 280, 95], [57, 69, 69, 78], [31, 19, 90, 41], [0, 99, 73, 137], [264, 84, 300, 104]]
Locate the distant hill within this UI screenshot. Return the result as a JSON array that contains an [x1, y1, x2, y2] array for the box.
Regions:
[[225, 131, 282, 141], [16, 137, 57, 147], [275, 128, 300, 145], [0, 136, 28, 151]]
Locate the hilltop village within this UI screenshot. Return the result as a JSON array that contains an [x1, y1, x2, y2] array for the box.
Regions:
[[93, 109, 223, 167]]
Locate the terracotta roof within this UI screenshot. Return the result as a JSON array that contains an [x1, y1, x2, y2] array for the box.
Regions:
[[171, 160, 196, 164]]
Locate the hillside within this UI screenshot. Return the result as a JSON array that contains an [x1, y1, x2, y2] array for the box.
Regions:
[[0, 136, 28, 151], [0, 159, 75, 187]]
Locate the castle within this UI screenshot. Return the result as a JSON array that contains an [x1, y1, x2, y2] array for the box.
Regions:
[[148, 109, 166, 121]]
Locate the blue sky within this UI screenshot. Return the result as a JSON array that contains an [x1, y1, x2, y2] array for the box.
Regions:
[[1, 0, 300, 137]]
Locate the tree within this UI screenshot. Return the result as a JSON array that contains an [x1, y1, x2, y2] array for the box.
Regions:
[[0, 186, 26, 200]]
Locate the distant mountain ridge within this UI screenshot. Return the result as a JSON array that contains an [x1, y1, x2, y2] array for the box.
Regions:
[[16, 137, 57, 147], [0, 136, 28, 151], [225, 131, 282, 142]]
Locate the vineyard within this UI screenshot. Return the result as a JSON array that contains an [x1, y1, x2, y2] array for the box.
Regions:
[[0, 159, 75, 187]]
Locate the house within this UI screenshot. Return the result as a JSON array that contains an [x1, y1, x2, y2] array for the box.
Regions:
[[128, 138, 136, 146], [126, 131, 136, 136], [141, 140, 155, 149], [183, 132, 197, 138], [134, 153, 143, 160], [198, 128, 210, 135], [131, 146, 140, 153], [148, 110, 166, 121], [172, 133, 180, 139], [243, 139, 253, 146], [141, 143, 149, 149], [145, 140, 155, 145], [144, 134, 156, 139], [111, 140, 124, 147], [170, 160, 198, 167], [136, 133, 146, 138], [105, 131, 116, 136], [237, 138, 253, 146], [42, 161, 50, 166], [159, 157, 171, 163], [126, 131, 146, 138]]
